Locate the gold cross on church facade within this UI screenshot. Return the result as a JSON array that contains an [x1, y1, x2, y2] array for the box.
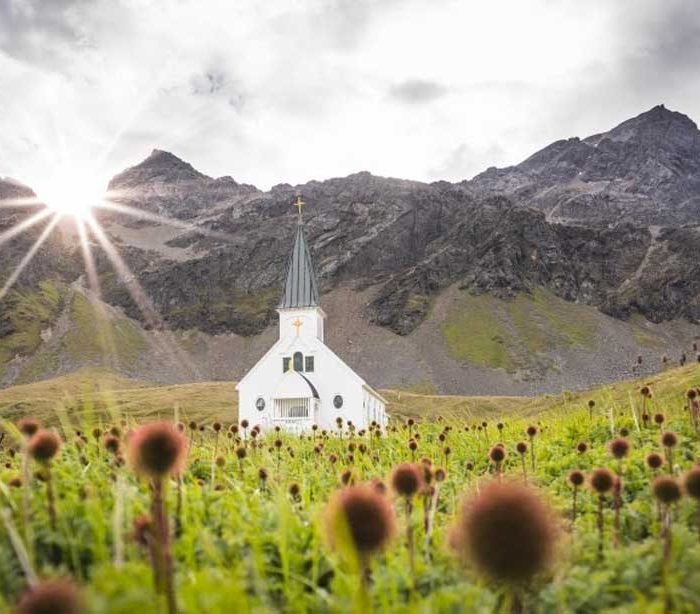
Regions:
[[294, 196, 305, 222], [292, 317, 303, 336]]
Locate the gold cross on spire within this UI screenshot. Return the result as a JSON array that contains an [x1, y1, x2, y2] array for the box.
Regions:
[[292, 317, 303, 336], [293, 195, 305, 222]]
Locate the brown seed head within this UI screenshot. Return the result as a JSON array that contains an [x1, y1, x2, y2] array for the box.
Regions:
[[646, 452, 663, 470], [15, 579, 83, 614], [526, 425, 538, 438], [516, 442, 527, 455], [576, 441, 588, 454], [450, 480, 558, 583], [568, 470, 585, 488], [589, 468, 615, 494], [28, 430, 61, 463], [489, 445, 506, 464], [652, 475, 682, 505], [609, 438, 630, 459], [661, 431, 678, 448], [104, 434, 120, 455], [391, 463, 423, 498], [683, 468, 700, 499], [127, 421, 188, 478], [325, 483, 396, 558], [18, 418, 40, 438]]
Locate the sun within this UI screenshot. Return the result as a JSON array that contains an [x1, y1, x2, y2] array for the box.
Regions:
[[35, 170, 107, 220]]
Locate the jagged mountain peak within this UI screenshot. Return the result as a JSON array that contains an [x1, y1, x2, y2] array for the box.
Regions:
[[586, 104, 699, 147], [108, 149, 208, 190]]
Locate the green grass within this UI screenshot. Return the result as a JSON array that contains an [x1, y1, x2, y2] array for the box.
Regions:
[[15, 292, 148, 383], [0, 281, 65, 377], [441, 288, 600, 372], [1, 364, 700, 611]]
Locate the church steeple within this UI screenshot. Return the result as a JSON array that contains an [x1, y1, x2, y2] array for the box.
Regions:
[[279, 197, 320, 309]]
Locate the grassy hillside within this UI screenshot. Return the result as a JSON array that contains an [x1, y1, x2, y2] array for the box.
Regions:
[[1, 362, 698, 427], [0, 281, 65, 378], [441, 287, 601, 372]]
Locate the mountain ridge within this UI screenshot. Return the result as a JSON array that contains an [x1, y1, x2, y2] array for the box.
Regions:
[[1, 104, 699, 393]]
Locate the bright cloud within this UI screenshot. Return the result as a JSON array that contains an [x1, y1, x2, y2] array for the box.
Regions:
[[0, 0, 698, 191]]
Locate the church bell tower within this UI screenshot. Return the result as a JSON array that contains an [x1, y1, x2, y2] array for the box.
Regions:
[[277, 196, 326, 343]]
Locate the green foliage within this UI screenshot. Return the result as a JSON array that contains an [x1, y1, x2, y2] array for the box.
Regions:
[[15, 291, 148, 383], [441, 288, 600, 372], [0, 364, 699, 611], [0, 281, 65, 377]]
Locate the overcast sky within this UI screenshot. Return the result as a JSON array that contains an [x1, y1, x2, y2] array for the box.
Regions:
[[1, 0, 699, 194]]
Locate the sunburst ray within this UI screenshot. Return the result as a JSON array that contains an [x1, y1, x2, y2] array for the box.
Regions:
[[84, 215, 201, 380], [96, 198, 236, 243], [0, 208, 53, 249], [0, 214, 61, 302]]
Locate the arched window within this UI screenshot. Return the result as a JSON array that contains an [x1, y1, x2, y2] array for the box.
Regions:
[[293, 351, 304, 372]]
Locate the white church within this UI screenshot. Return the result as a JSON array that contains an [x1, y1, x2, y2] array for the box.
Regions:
[[236, 198, 388, 432]]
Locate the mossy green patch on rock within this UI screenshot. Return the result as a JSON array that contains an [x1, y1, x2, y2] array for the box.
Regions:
[[440, 288, 600, 372], [169, 287, 279, 336], [62, 292, 147, 365], [441, 293, 515, 371], [0, 281, 65, 376], [17, 291, 148, 383]]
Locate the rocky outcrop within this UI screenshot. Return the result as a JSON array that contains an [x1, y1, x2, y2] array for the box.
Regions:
[[1, 105, 699, 391]]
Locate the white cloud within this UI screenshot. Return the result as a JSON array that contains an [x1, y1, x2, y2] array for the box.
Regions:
[[0, 0, 698, 192]]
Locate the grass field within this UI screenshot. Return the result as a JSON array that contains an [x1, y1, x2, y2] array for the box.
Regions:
[[1, 362, 697, 426], [1, 364, 699, 612]]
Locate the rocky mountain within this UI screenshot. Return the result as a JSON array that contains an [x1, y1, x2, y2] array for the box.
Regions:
[[469, 105, 700, 226], [1, 105, 699, 394]]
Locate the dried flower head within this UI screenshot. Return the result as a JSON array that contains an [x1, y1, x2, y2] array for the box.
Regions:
[[28, 430, 61, 463], [516, 442, 527, 455], [646, 452, 663, 470], [104, 434, 120, 455], [568, 470, 585, 487], [450, 480, 558, 583], [390, 463, 423, 498], [652, 476, 682, 505], [609, 438, 630, 459], [526, 425, 538, 438], [489, 445, 506, 463], [127, 421, 188, 478], [325, 483, 396, 559], [590, 468, 615, 494], [683, 469, 700, 500], [288, 481, 301, 501], [653, 413, 665, 425], [576, 441, 588, 454], [661, 431, 678, 448], [15, 578, 83, 614], [18, 418, 40, 438]]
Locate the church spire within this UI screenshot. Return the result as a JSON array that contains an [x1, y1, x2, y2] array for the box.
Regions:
[[279, 197, 320, 309]]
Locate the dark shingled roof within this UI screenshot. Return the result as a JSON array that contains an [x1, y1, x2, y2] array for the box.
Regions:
[[279, 223, 320, 308]]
